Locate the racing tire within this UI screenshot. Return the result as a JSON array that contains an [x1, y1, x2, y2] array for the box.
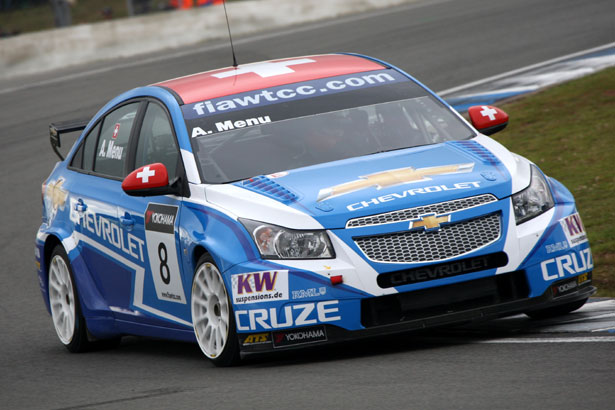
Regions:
[[525, 298, 589, 320], [48, 245, 91, 352], [191, 254, 240, 367]]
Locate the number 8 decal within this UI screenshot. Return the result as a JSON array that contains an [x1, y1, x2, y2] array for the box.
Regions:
[[144, 203, 186, 304], [158, 242, 171, 285]]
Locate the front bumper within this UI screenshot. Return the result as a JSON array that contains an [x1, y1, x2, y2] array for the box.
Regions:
[[238, 272, 595, 355]]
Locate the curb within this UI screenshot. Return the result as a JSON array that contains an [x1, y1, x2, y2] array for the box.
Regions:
[[441, 43, 615, 112]]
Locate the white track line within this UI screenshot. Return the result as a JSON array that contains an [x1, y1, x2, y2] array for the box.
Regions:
[[592, 327, 615, 333], [475, 337, 615, 344], [438, 42, 615, 96]]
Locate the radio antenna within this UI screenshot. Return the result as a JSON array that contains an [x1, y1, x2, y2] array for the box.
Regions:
[[222, 0, 238, 68]]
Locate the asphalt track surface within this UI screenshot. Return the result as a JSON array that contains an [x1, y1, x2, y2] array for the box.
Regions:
[[1, 0, 614, 409]]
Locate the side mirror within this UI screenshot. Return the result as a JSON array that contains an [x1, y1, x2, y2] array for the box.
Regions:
[[468, 105, 509, 136], [122, 163, 182, 197]]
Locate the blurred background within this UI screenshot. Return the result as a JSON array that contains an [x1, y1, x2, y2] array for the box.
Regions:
[[0, 0, 228, 37]]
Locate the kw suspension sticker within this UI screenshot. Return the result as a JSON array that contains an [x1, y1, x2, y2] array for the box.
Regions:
[[145, 203, 186, 304]]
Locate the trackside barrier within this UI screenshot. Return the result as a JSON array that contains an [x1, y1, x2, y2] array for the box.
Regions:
[[0, 0, 419, 80]]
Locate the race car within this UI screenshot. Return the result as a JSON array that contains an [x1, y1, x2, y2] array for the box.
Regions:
[[36, 54, 595, 366]]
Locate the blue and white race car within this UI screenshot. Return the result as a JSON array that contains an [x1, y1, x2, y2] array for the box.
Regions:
[[36, 54, 595, 365]]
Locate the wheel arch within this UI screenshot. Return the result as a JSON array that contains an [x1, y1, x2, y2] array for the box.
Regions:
[[44, 234, 63, 276], [40, 233, 64, 313]]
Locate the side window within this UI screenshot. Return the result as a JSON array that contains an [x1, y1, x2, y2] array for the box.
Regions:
[[69, 122, 100, 171], [94, 103, 139, 178], [83, 122, 100, 171], [134, 102, 179, 182]]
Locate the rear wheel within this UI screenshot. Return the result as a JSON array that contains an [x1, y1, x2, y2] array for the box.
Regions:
[[191, 254, 240, 366], [525, 298, 588, 320], [48, 245, 90, 352]]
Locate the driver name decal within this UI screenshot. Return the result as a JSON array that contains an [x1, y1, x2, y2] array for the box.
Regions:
[[191, 115, 272, 138]]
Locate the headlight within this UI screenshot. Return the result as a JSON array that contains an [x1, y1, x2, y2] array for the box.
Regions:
[[512, 164, 554, 224], [240, 219, 334, 259]]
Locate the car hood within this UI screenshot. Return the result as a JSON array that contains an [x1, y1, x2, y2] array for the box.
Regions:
[[210, 138, 525, 229]]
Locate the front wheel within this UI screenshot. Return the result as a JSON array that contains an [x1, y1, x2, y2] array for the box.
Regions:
[[191, 254, 240, 366], [525, 298, 589, 320]]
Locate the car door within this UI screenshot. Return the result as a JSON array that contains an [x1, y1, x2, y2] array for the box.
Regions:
[[66, 101, 143, 316], [117, 99, 191, 328]]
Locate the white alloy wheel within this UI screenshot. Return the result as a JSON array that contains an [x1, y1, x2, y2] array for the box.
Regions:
[[49, 253, 76, 344], [191, 261, 231, 359]]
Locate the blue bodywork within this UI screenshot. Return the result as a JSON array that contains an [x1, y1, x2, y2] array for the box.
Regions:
[[36, 54, 594, 348]]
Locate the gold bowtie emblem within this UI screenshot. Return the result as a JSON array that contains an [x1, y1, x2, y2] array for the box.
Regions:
[[317, 163, 474, 202], [409, 214, 451, 231], [47, 179, 68, 210]]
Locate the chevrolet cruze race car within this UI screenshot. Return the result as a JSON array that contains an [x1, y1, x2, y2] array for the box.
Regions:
[[36, 54, 595, 366]]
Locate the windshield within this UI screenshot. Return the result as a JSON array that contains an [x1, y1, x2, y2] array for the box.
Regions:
[[185, 69, 475, 183]]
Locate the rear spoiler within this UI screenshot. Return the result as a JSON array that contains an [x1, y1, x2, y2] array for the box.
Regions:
[[49, 119, 89, 160]]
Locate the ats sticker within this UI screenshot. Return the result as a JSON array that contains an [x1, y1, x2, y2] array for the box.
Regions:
[[273, 326, 327, 348], [231, 270, 289, 304], [577, 272, 591, 285], [560, 213, 588, 247], [241, 333, 271, 346], [144, 203, 186, 304]]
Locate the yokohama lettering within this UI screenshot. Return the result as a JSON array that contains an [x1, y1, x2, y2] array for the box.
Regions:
[[272, 326, 328, 348]]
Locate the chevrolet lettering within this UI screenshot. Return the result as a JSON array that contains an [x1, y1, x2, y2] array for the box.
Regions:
[[36, 53, 595, 366]]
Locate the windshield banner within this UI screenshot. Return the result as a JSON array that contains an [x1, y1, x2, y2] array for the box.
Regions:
[[181, 69, 408, 120]]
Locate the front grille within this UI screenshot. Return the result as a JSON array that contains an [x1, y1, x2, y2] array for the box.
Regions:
[[354, 213, 501, 263], [346, 194, 497, 228], [361, 270, 530, 328]]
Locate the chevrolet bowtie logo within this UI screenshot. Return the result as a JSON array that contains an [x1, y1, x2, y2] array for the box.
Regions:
[[409, 214, 451, 231], [47, 178, 67, 210], [317, 163, 474, 202]]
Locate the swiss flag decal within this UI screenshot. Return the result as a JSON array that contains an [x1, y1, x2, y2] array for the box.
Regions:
[[112, 123, 120, 139], [122, 163, 168, 193], [468, 105, 509, 134]]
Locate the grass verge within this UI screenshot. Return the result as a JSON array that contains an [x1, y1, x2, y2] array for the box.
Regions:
[[493, 67, 615, 297]]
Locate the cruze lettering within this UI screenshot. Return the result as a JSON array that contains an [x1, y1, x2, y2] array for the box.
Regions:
[[540, 249, 593, 281], [235, 300, 341, 331]]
